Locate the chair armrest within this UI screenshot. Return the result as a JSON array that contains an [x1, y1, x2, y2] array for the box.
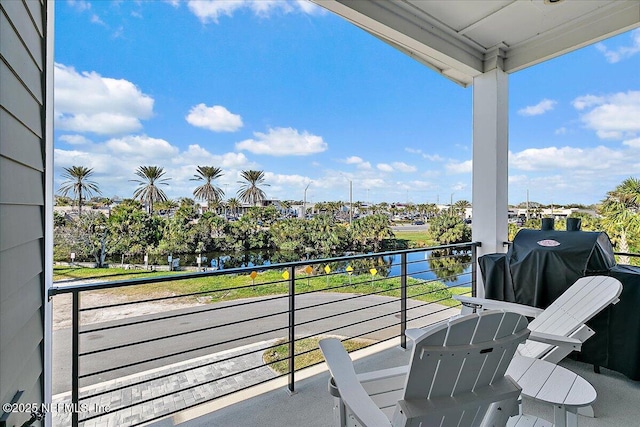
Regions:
[[528, 331, 583, 351], [405, 321, 448, 343], [453, 295, 544, 318], [405, 328, 426, 343], [318, 338, 390, 426]]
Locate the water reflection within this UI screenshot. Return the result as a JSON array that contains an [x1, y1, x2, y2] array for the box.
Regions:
[[108, 248, 472, 287]]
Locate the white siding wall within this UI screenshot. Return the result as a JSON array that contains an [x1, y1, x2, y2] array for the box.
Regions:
[[0, 0, 48, 425]]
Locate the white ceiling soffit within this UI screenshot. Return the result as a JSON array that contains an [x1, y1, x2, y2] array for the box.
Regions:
[[314, 0, 640, 87]]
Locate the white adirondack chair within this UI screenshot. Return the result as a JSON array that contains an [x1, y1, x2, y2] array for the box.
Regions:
[[319, 311, 550, 427], [455, 275, 623, 364]]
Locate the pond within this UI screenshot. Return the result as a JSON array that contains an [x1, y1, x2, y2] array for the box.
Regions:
[[385, 251, 472, 288], [198, 249, 471, 288], [110, 248, 472, 287]]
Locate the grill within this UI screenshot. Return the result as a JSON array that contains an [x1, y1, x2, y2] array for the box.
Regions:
[[479, 220, 640, 380]]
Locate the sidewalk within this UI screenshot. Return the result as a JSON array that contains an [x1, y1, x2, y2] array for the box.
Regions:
[[51, 340, 278, 427]]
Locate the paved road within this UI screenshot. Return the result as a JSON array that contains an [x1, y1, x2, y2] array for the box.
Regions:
[[52, 292, 455, 394], [391, 224, 429, 232]]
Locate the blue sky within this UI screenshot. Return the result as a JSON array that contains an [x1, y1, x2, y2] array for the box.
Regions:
[[54, 0, 640, 207]]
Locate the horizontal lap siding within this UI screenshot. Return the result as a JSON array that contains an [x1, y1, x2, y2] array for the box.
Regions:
[[0, 0, 47, 426], [0, 109, 44, 170]]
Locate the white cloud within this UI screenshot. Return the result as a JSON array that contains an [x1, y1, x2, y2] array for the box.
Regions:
[[59, 134, 92, 145], [56, 113, 146, 135], [67, 0, 91, 12], [445, 160, 472, 174], [54, 148, 114, 174], [406, 180, 438, 190], [90, 14, 106, 26], [343, 156, 372, 170], [451, 182, 467, 192], [595, 28, 640, 63], [555, 127, 567, 135], [264, 172, 309, 195], [112, 26, 125, 39], [623, 137, 640, 148], [574, 91, 640, 139], [509, 146, 624, 171], [572, 95, 605, 111], [180, 145, 252, 168], [377, 163, 393, 172], [392, 162, 417, 173], [185, 104, 243, 132], [405, 147, 444, 162], [236, 127, 327, 156], [518, 98, 557, 116], [294, 0, 323, 14], [105, 135, 179, 160], [425, 154, 445, 162], [54, 63, 154, 135], [186, 0, 321, 23], [186, 0, 243, 23]]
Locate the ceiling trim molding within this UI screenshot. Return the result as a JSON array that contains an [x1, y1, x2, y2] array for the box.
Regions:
[[314, 0, 640, 86], [504, 1, 640, 72]]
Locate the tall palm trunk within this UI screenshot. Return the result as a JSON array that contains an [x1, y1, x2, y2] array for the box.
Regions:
[[618, 230, 630, 264]]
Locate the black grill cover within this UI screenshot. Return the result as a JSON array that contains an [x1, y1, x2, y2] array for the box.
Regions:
[[479, 228, 640, 380], [504, 229, 615, 307]]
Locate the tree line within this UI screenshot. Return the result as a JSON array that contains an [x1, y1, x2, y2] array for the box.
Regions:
[[53, 199, 400, 266], [56, 164, 640, 266], [58, 165, 269, 215]]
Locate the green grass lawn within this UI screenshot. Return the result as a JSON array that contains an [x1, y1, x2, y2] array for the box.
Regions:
[[393, 230, 436, 248], [53, 264, 470, 307], [263, 336, 374, 374]]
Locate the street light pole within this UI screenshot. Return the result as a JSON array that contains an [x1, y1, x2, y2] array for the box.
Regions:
[[349, 179, 353, 225], [303, 183, 310, 219]]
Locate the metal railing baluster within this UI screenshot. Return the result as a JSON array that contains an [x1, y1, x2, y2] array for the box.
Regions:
[[472, 243, 478, 297], [288, 265, 296, 394], [71, 291, 80, 426], [400, 252, 407, 349]]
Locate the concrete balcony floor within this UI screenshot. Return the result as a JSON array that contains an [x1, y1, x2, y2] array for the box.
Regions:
[[154, 339, 640, 427]]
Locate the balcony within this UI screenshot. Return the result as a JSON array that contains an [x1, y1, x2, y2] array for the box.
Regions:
[[45, 244, 640, 427], [48, 244, 474, 426]]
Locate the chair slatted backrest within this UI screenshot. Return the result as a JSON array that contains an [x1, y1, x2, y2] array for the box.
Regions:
[[398, 311, 529, 427], [519, 275, 622, 359]]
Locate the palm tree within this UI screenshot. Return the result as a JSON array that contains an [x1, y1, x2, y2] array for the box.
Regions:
[[191, 166, 225, 211], [600, 177, 640, 264], [237, 170, 269, 207], [226, 197, 241, 217], [208, 198, 223, 215], [454, 200, 471, 218], [131, 166, 170, 214], [58, 166, 102, 216], [280, 200, 292, 217], [155, 199, 179, 216]]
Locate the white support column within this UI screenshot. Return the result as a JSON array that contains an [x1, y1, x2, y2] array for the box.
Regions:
[[44, 1, 55, 425], [472, 66, 509, 297]]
